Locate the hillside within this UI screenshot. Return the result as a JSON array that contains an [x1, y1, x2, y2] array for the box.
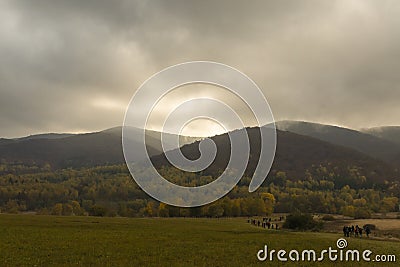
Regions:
[[151, 127, 399, 186], [0, 124, 399, 187], [1, 127, 399, 216], [362, 126, 400, 145], [276, 120, 400, 164], [0, 127, 198, 169]]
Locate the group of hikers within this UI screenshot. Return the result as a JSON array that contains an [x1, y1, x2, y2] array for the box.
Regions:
[[248, 216, 373, 239], [247, 216, 284, 230], [343, 225, 371, 238]]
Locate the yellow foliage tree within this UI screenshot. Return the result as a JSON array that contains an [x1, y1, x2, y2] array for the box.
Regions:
[[261, 193, 276, 215]]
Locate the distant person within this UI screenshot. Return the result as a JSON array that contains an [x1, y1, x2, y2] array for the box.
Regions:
[[365, 226, 371, 238], [346, 226, 351, 237], [343, 226, 347, 237], [359, 227, 363, 238]]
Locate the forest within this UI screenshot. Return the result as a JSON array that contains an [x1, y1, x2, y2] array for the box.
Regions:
[[0, 162, 398, 218]]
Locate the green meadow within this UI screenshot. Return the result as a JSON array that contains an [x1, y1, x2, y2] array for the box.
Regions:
[[0, 214, 398, 267]]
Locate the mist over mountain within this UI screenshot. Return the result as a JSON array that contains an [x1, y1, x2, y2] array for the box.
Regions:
[[275, 120, 400, 164], [362, 126, 400, 145]]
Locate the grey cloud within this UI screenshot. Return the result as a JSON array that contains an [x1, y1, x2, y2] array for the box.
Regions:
[[1, 0, 400, 137]]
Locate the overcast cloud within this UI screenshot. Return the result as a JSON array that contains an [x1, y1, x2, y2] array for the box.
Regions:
[[1, 0, 400, 137]]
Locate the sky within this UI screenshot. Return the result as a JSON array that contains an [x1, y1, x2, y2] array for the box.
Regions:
[[1, 0, 400, 138]]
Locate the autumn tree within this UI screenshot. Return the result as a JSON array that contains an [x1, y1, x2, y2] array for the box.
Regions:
[[158, 203, 169, 217], [52, 203, 63, 216], [261, 193, 275, 215]]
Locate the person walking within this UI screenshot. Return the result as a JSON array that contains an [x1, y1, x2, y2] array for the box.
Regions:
[[365, 226, 371, 238]]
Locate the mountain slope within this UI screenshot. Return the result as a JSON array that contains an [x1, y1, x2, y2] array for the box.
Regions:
[[151, 127, 399, 186], [362, 126, 400, 145], [276, 120, 400, 164], [0, 127, 198, 168], [1, 125, 398, 187]]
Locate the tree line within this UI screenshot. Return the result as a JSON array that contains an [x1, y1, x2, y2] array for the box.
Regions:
[[0, 163, 398, 218]]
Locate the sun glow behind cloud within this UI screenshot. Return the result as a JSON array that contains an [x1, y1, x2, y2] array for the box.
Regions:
[[91, 97, 126, 111], [180, 118, 227, 137], [144, 83, 259, 137]]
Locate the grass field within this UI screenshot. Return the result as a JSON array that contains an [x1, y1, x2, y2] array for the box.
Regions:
[[0, 214, 399, 266]]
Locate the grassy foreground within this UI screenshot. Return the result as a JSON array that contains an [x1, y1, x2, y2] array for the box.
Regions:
[[0, 214, 399, 266]]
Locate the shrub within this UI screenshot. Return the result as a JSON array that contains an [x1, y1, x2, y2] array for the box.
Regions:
[[283, 213, 323, 231], [90, 205, 108, 217], [354, 208, 371, 219]]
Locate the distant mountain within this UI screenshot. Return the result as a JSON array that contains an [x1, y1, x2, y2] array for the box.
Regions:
[[1, 124, 399, 186], [362, 126, 400, 145], [275, 120, 400, 164], [0, 133, 77, 146], [0, 127, 198, 169], [16, 133, 76, 141], [151, 127, 399, 186]]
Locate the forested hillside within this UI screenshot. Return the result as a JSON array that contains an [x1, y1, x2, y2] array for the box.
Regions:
[[0, 163, 398, 218], [0, 125, 399, 218]]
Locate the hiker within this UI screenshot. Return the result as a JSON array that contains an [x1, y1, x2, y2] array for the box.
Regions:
[[365, 226, 371, 238], [347, 226, 351, 237], [359, 227, 363, 238], [355, 225, 359, 237], [343, 226, 347, 237]]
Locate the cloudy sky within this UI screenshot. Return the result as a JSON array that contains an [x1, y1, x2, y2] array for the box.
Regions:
[[1, 0, 400, 137]]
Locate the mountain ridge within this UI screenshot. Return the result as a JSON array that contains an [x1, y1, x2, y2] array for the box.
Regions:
[[275, 120, 400, 164], [0, 122, 399, 186], [150, 127, 398, 186]]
